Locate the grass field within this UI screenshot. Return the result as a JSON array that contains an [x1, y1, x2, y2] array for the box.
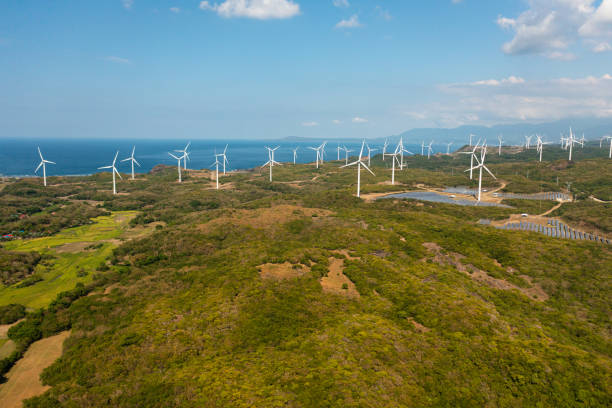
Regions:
[[0, 212, 137, 309]]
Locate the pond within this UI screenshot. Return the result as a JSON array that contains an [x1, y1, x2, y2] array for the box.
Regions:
[[378, 191, 511, 207]]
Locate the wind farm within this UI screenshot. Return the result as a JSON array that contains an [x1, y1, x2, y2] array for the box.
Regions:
[[1, 1, 612, 407]]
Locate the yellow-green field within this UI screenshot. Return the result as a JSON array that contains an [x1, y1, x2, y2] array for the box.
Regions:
[[0, 212, 137, 309]]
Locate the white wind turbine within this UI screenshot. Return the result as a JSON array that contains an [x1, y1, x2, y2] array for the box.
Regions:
[[98, 151, 122, 194], [217, 144, 229, 174], [460, 140, 481, 180], [309, 144, 323, 168], [35, 147, 55, 187], [342, 141, 375, 198], [366, 143, 377, 166], [168, 152, 186, 183], [320, 141, 327, 164], [397, 137, 412, 169], [446, 142, 453, 155], [426, 141, 434, 159], [536, 135, 551, 162], [383, 145, 401, 185], [292, 147, 299, 164], [602, 135, 612, 158], [524, 135, 533, 150], [337, 144, 342, 161], [121, 146, 140, 180], [343, 146, 352, 165], [469, 133, 476, 147], [465, 144, 496, 202], [174, 142, 191, 170], [382, 138, 389, 160], [566, 127, 583, 161], [262, 146, 281, 182], [211, 154, 221, 190], [421, 141, 425, 156], [497, 135, 504, 155]]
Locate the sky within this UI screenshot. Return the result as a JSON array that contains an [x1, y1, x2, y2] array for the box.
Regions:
[[1, 0, 612, 140]]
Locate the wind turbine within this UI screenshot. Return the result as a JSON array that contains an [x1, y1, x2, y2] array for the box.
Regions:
[[174, 142, 191, 170], [497, 135, 504, 155], [469, 134, 476, 147], [383, 145, 401, 185], [343, 146, 352, 165], [35, 147, 55, 187], [98, 151, 122, 194], [337, 144, 342, 161], [524, 135, 533, 150], [421, 141, 425, 156], [292, 147, 299, 164], [320, 141, 327, 164], [168, 152, 185, 183], [566, 127, 583, 161], [309, 144, 323, 168], [262, 146, 281, 182], [446, 142, 453, 155], [121, 146, 140, 180], [460, 140, 481, 180], [342, 141, 375, 198], [465, 144, 496, 202], [217, 144, 229, 174], [536, 135, 551, 162], [366, 143, 377, 166], [382, 138, 389, 160], [602, 135, 612, 158], [211, 154, 221, 190], [426, 141, 434, 159]]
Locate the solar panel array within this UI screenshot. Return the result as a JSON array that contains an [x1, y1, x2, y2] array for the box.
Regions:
[[494, 219, 610, 244], [493, 192, 571, 201]]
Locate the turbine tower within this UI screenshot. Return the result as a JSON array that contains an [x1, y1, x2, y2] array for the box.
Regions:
[[217, 144, 229, 174], [343, 146, 352, 165], [98, 151, 122, 194], [292, 147, 299, 164], [460, 140, 481, 180], [536, 135, 551, 162], [35, 147, 55, 187], [121, 146, 140, 180], [426, 141, 434, 159], [469, 134, 476, 147], [211, 154, 221, 190], [309, 144, 323, 168], [602, 135, 612, 158], [382, 138, 389, 160], [366, 143, 377, 166], [342, 141, 375, 198], [465, 144, 496, 202], [566, 127, 583, 161], [262, 146, 281, 182], [497, 135, 504, 155], [168, 152, 186, 183], [446, 142, 453, 155]]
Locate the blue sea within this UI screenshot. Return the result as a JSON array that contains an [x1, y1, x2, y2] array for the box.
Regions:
[[0, 138, 444, 177]]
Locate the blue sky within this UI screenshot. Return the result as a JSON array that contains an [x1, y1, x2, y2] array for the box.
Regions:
[[1, 0, 612, 139]]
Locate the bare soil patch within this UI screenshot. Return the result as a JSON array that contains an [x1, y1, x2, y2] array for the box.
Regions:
[[320, 257, 360, 298], [423, 243, 548, 302], [53, 241, 95, 254], [0, 339, 16, 359], [0, 319, 24, 338], [0, 331, 70, 408], [258, 262, 311, 280]]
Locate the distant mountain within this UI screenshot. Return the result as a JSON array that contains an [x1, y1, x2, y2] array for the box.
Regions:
[[384, 118, 612, 145]]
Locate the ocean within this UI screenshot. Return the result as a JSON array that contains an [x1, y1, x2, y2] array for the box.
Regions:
[[0, 138, 444, 177]]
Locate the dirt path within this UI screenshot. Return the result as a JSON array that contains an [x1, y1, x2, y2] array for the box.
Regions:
[[539, 201, 563, 217], [320, 257, 360, 298], [0, 331, 70, 408]]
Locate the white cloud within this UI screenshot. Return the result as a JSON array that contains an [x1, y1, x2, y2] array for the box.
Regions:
[[497, 0, 612, 58], [122, 0, 134, 10], [375, 6, 392, 21], [472, 76, 525, 86], [101, 56, 132, 64], [332, 119, 342, 124], [302, 121, 319, 127], [170, 7, 180, 14], [199, 0, 300, 20], [352, 117, 368, 123], [593, 41, 612, 52], [410, 74, 612, 127], [335, 14, 362, 28], [333, 0, 349, 8]]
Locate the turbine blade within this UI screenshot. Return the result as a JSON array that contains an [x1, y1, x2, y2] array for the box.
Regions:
[[133, 159, 141, 167], [98, 165, 112, 170], [45, 160, 56, 164], [35, 162, 43, 173], [114, 168, 123, 179], [360, 162, 375, 176], [341, 161, 359, 168], [482, 165, 497, 179], [37, 147, 43, 160], [168, 153, 179, 160]]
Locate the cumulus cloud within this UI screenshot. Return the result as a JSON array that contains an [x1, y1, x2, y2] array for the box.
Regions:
[[352, 117, 368, 123], [497, 0, 612, 58], [335, 14, 362, 28], [410, 74, 612, 127], [170, 7, 180, 14], [122, 0, 133, 10], [302, 121, 319, 127], [333, 0, 349, 8], [593, 41, 612, 52], [199, 0, 300, 19], [101, 56, 132, 64], [332, 119, 342, 124]]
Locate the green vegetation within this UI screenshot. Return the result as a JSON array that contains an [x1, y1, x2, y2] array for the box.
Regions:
[[0, 153, 609, 407], [0, 304, 25, 324]]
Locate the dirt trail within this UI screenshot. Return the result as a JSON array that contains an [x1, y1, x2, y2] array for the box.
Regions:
[[539, 201, 563, 217], [0, 331, 70, 408]]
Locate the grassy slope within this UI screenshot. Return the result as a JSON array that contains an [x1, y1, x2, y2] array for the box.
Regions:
[[0, 212, 136, 308], [0, 156, 608, 407]]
